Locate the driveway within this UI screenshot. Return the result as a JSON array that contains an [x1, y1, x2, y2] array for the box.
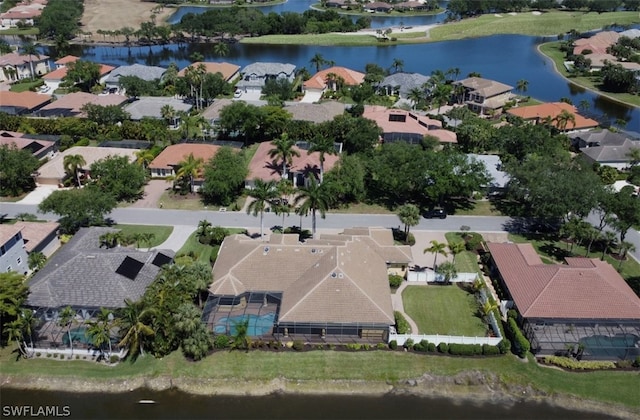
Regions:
[[300, 91, 322, 103], [17, 185, 58, 205], [129, 180, 171, 208]]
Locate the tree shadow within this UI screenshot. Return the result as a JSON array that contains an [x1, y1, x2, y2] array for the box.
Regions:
[[539, 242, 571, 261]]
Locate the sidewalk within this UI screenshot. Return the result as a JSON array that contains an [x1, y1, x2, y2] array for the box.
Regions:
[[155, 225, 196, 252]]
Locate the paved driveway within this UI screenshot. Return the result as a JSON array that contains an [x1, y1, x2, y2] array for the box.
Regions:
[[129, 180, 171, 208], [17, 185, 58, 205]]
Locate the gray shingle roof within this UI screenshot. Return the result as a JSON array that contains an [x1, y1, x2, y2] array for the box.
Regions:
[[581, 138, 639, 163], [105, 64, 167, 84], [467, 154, 510, 188], [123, 96, 192, 120], [380, 72, 431, 97], [240, 62, 296, 78], [27, 227, 174, 309]]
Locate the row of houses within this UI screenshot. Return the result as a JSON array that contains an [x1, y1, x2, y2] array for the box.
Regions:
[[573, 29, 640, 73], [0, 0, 46, 29]]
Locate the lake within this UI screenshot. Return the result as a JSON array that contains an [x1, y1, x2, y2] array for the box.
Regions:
[[0, 388, 619, 419]]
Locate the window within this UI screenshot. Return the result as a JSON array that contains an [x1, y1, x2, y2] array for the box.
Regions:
[[388, 114, 406, 122], [16, 257, 21, 265], [6, 266, 11, 272]]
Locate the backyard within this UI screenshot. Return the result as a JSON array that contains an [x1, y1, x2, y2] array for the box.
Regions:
[[402, 285, 487, 337], [112, 224, 173, 248]]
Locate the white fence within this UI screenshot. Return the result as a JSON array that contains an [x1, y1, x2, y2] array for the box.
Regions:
[[407, 270, 478, 283], [389, 333, 502, 346]]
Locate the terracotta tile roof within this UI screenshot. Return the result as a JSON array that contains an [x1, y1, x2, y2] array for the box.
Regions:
[[362, 105, 457, 143], [0, 91, 51, 110], [303, 66, 365, 90], [14, 221, 59, 252], [0, 52, 49, 67], [38, 92, 128, 117], [246, 141, 340, 182], [149, 144, 220, 172], [178, 61, 241, 81], [574, 31, 620, 55], [43, 62, 114, 81], [0, 134, 55, 153], [506, 102, 599, 131], [487, 242, 640, 320], [210, 231, 395, 324], [54, 55, 80, 65], [0, 225, 23, 246]]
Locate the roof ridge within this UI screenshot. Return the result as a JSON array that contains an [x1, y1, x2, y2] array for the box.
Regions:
[[519, 264, 560, 317], [342, 270, 394, 323]]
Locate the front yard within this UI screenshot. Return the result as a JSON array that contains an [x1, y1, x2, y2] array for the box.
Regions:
[[402, 285, 487, 337], [113, 224, 173, 248]]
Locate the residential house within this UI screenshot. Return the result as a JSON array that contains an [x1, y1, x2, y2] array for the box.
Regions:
[[13, 221, 60, 257], [37, 92, 128, 118], [363, 2, 393, 12], [378, 72, 431, 99], [0, 52, 51, 82], [0, 225, 29, 274], [283, 101, 347, 124], [325, 0, 350, 8], [487, 242, 640, 360], [178, 61, 241, 83], [506, 102, 599, 132], [26, 227, 174, 350], [236, 62, 296, 95], [362, 105, 457, 145], [452, 77, 513, 116], [201, 98, 234, 136], [0, 130, 57, 159], [35, 146, 138, 185], [467, 154, 509, 194], [123, 96, 192, 124], [302, 66, 365, 103], [104, 64, 167, 93], [0, 91, 52, 115], [0, 0, 46, 29], [204, 228, 404, 343], [42, 56, 115, 91], [579, 137, 640, 170], [148, 143, 220, 190], [573, 31, 620, 56], [245, 140, 340, 188], [395, 1, 430, 11]]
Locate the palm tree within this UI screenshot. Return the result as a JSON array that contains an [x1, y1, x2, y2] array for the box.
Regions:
[[6, 319, 26, 357], [135, 149, 155, 170], [246, 179, 278, 240], [626, 148, 640, 167], [28, 251, 46, 272], [481, 299, 498, 317], [436, 261, 457, 284], [600, 231, 617, 261], [424, 240, 447, 270], [407, 87, 425, 110], [117, 299, 156, 359], [230, 318, 251, 352], [391, 58, 404, 73], [160, 104, 176, 127], [175, 153, 204, 193], [88, 308, 114, 357], [20, 308, 36, 356], [447, 241, 466, 265], [213, 42, 229, 57], [396, 204, 420, 244], [174, 303, 202, 337], [58, 306, 75, 355], [63, 154, 86, 187], [310, 53, 327, 73], [308, 135, 336, 184], [516, 79, 529, 95], [554, 109, 576, 131], [617, 241, 636, 270], [20, 42, 40, 79], [578, 99, 591, 113], [294, 178, 333, 239], [197, 219, 212, 240], [269, 133, 300, 179]]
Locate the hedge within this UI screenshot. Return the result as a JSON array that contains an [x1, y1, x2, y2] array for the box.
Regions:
[[542, 356, 616, 370], [507, 317, 530, 357], [389, 340, 398, 350], [394, 311, 411, 334], [437, 342, 448, 353]]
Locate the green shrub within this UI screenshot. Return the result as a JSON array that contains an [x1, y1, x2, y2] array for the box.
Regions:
[[412, 339, 429, 353], [46, 353, 52, 358], [269, 340, 280, 350], [36, 352, 41, 357], [346, 343, 362, 351], [507, 318, 530, 357], [406, 232, 416, 246], [507, 309, 518, 319], [52, 353, 58, 358], [75, 355, 80, 360], [213, 334, 231, 349], [448, 343, 477, 356], [635, 356, 640, 368], [437, 342, 448, 353], [482, 344, 501, 355], [389, 274, 404, 288], [389, 340, 398, 350], [292, 340, 304, 351], [543, 356, 616, 370], [109, 355, 119, 363], [394, 311, 411, 334], [403, 338, 414, 349], [497, 339, 511, 354], [377, 343, 387, 350], [464, 232, 483, 251], [427, 342, 436, 352]]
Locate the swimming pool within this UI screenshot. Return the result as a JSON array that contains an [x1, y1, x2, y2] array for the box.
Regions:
[[213, 313, 276, 337], [579, 334, 640, 359]]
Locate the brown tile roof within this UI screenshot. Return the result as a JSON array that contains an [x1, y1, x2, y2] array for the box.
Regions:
[[362, 105, 457, 143], [38, 92, 127, 117], [178, 61, 241, 81], [454, 77, 513, 98], [14, 221, 59, 252], [247, 141, 340, 182], [303, 66, 365, 90], [487, 242, 640, 320], [0, 134, 55, 153], [54, 55, 80, 65], [44, 62, 114, 80], [0, 52, 49, 67], [0, 225, 23, 246], [573, 31, 620, 55], [148, 143, 221, 171], [0, 91, 51, 111], [506, 102, 599, 131], [210, 231, 395, 324]]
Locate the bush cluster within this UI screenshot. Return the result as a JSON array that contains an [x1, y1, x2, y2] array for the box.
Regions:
[[292, 340, 304, 351], [542, 356, 617, 370], [403, 338, 414, 349], [506, 317, 530, 357], [448, 343, 483, 356], [463, 232, 484, 252], [394, 311, 411, 334], [389, 340, 398, 350], [389, 274, 404, 288], [213, 334, 231, 349], [437, 343, 448, 353]]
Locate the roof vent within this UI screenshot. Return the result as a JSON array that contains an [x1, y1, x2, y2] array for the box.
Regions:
[[338, 273, 344, 279], [330, 272, 337, 278], [311, 248, 317, 254], [263, 246, 270, 254], [86, 255, 96, 259]]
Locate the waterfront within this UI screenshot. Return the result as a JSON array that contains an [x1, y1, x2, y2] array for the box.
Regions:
[[0, 387, 620, 419]]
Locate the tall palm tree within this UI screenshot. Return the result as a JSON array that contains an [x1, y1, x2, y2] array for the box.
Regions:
[[6, 319, 26, 357], [308, 135, 336, 184], [173, 303, 202, 337], [117, 299, 156, 359], [268, 133, 300, 179], [246, 179, 278, 241], [88, 308, 114, 357], [135, 149, 155, 169], [447, 241, 466, 265], [617, 241, 636, 270], [436, 261, 457, 285], [407, 87, 425, 110], [396, 204, 420, 244], [197, 219, 212, 239], [160, 104, 177, 127], [391, 58, 404, 73], [310, 53, 327, 73], [424, 239, 447, 270], [600, 231, 617, 261], [20, 308, 36, 355], [213, 42, 229, 57], [20, 42, 40, 79], [63, 154, 86, 187], [58, 306, 76, 355], [516, 79, 529, 95], [175, 153, 204, 193], [554, 109, 576, 131], [294, 178, 333, 239]]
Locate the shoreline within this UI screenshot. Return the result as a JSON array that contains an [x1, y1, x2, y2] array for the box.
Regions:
[[2, 371, 638, 419]]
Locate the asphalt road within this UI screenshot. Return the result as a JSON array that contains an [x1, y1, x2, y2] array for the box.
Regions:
[[2, 202, 638, 262]]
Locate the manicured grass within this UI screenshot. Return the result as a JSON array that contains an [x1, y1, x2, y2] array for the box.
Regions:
[[429, 10, 640, 41], [9, 80, 43, 93], [113, 224, 173, 248], [159, 191, 245, 211], [538, 41, 640, 108], [177, 228, 246, 263], [311, 3, 444, 17], [445, 232, 482, 275], [241, 31, 426, 46], [0, 27, 38, 35], [0, 193, 27, 202], [402, 285, 487, 336], [452, 200, 502, 216], [508, 233, 640, 281], [330, 202, 393, 214]]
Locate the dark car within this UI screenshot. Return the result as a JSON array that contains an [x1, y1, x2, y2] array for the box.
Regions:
[[424, 208, 447, 219]]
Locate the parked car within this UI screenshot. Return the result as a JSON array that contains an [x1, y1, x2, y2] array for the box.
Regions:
[[234, 89, 242, 98], [424, 208, 447, 219]]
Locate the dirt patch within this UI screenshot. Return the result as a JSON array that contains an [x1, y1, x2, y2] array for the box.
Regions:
[[80, 0, 174, 34]]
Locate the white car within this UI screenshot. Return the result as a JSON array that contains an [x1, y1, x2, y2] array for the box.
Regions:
[[38, 85, 51, 93], [234, 89, 242, 98]]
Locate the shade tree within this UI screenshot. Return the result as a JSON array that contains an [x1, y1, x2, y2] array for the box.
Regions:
[[201, 147, 248, 206], [0, 144, 39, 197]]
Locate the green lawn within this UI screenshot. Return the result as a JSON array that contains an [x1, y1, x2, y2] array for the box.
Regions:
[[241, 31, 426, 46], [452, 200, 503, 216], [0, 27, 38, 35], [538, 41, 640, 108], [177, 228, 246, 264], [330, 202, 393, 214], [159, 191, 245, 212], [444, 232, 482, 274], [113, 224, 173, 248], [1, 347, 639, 410], [402, 285, 487, 336], [9, 80, 43, 93]]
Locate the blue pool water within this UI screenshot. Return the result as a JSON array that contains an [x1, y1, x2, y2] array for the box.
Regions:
[[214, 313, 276, 337]]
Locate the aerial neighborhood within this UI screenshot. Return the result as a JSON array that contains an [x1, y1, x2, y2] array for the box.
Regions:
[[1, 0, 640, 414]]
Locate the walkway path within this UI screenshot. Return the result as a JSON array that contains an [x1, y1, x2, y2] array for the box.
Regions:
[[155, 225, 196, 252], [391, 281, 421, 334]]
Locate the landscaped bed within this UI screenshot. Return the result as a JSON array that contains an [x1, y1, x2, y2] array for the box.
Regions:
[[402, 285, 487, 337], [112, 224, 173, 248]]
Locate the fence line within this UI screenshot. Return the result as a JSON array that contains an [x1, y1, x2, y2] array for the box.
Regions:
[[389, 333, 502, 346], [407, 270, 477, 283]]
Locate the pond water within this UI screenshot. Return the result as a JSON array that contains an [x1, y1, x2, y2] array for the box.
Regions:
[[0, 388, 620, 419]]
